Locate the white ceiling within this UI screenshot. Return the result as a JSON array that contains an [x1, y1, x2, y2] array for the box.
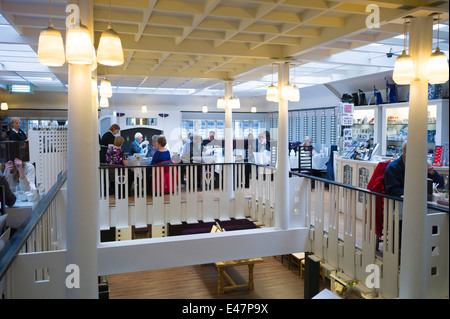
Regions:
[[0, 0, 448, 98]]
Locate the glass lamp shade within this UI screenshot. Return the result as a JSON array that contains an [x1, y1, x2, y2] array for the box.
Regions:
[[202, 105, 208, 113], [291, 85, 300, 102], [392, 50, 415, 85], [427, 47, 449, 84], [281, 83, 295, 101], [65, 24, 94, 65], [217, 97, 226, 109], [251, 106, 257, 113], [266, 84, 278, 102], [228, 97, 240, 109], [1, 101, 8, 111], [97, 25, 124, 66], [141, 105, 148, 113], [99, 96, 109, 108], [37, 24, 65, 67], [99, 78, 112, 98]]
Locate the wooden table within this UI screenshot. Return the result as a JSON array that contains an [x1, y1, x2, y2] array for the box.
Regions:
[[214, 258, 263, 293]]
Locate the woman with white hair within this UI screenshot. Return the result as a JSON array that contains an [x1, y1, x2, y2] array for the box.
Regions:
[[129, 132, 149, 156], [301, 136, 317, 155]]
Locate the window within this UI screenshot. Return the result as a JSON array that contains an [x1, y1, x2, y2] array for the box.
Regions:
[[125, 117, 157, 126]]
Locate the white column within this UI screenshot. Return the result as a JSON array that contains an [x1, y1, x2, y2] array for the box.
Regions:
[[65, 0, 98, 299], [224, 81, 233, 163], [399, 16, 433, 299], [275, 62, 290, 230], [224, 81, 234, 197]]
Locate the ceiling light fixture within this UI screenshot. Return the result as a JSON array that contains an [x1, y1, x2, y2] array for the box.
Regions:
[[141, 105, 148, 113], [427, 13, 449, 84], [99, 77, 112, 98], [266, 64, 278, 102], [37, 0, 65, 67], [65, 22, 94, 65], [393, 17, 415, 85], [97, 0, 124, 66], [99, 96, 109, 108], [202, 105, 208, 113]]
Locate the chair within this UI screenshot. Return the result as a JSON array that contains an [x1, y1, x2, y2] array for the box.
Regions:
[[298, 145, 313, 175], [289, 252, 305, 277]]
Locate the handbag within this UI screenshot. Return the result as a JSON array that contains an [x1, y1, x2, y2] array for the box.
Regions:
[[358, 89, 367, 105]]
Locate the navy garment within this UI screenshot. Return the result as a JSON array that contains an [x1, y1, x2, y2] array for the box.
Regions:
[[8, 129, 27, 141], [129, 140, 142, 156], [151, 150, 171, 165], [384, 155, 445, 197], [325, 145, 338, 181], [384, 156, 406, 197]]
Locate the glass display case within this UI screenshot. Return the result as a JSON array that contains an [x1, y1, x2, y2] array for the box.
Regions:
[[383, 103, 438, 157], [352, 108, 375, 142]]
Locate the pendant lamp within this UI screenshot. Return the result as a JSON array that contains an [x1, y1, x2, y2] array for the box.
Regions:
[[251, 106, 257, 113], [99, 96, 109, 108], [266, 64, 279, 102], [37, 0, 65, 67], [141, 105, 148, 113], [97, 25, 124, 66], [65, 23, 94, 64], [291, 66, 300, 102], [216, 97, 225, 109], [99, 77, 112, 98], [291, 84, 300, 102], [228, 97, 240, 109], [393, 18, 415, 85], [202, 105, 208, 113], [97, 1, 124, 66], [427, 14, 449, 84], [281, 83, 294, 101], [1, 101, 8, 111]]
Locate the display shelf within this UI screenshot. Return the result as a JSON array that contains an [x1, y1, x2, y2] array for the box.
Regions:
[[381, 99, 448, 156]]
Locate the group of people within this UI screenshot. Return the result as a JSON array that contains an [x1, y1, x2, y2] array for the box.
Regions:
[[99, 124, 171, 167], [0, 117, 36, 208]]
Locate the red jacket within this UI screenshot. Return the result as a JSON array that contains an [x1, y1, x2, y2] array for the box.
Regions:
[[367, 161, 390, 238]]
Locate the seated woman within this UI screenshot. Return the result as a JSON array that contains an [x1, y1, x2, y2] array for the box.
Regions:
[[105, 136, 133, 195], [106, 136, 129, 166], [301, 136, 317, 155], [0, 175, 17, 207], [151, 135, 171, 165], [1, 158, 36, 193]]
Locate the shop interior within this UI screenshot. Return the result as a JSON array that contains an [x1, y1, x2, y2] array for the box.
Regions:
[[0, 1, 449, 300]]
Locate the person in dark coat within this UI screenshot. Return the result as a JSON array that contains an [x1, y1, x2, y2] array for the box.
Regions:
[[384, 141, 444, 197], [8, 118, 27, 141], [99, 124, 120, 164]]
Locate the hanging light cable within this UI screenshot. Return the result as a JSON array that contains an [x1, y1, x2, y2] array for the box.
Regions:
[[37, 0, 65, 67], [291, 64, 300, 102], [217, 82, 226, 109], [97, 0, 124, 66], [266, 63, 278, 102], [393, 17, 415, 85], [427, 13, 449, 84]]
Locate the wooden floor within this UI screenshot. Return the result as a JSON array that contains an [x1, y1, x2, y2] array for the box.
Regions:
[[107, 256, 329, 299]]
